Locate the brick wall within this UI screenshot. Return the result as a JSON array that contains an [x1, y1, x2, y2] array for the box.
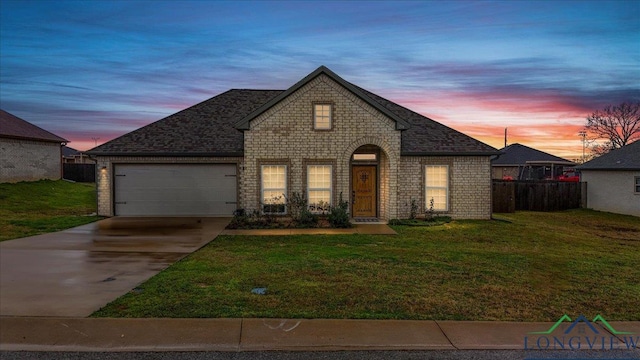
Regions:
[[94, 156, 242, 216], [242, 74, 402, 219], [0, 138, 62, 183], [93, 75, 493, 220], [399, 156, 492, 219]]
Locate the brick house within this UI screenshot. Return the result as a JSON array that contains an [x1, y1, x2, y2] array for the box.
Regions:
[[1, 109, 67, 183], [88, 66, 498, 220]]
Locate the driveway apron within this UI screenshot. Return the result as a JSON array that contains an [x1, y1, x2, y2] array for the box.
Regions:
[[0, 217, 230, 317]]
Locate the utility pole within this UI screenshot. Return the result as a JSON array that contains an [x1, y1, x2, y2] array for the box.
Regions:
[[504, 128, 507, 148], [578, 131, 587, 163]]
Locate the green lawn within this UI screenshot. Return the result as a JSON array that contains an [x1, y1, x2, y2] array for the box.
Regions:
[[92, 209, 640, 321], [0, 180, 101, 241]]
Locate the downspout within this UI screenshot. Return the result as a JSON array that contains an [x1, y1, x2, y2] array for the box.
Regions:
[[60, 142, 67, 180], [88, 154, 99, 216]]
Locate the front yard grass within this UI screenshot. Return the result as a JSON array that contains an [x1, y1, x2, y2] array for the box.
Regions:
[[92, 209, 640, 321], [0, 180, 101, 241]]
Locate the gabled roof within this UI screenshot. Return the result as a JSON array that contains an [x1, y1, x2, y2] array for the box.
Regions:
[[0, 109, 67, 143], [234, 66, 410, 131], [87, 90, 282, 156], [89, 67, 498, 157], [577, 141, 640, 171], [62, 146, 80, 157], [492, 143, 575, 166]]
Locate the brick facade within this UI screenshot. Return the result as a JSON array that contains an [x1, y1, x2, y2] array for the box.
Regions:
[[398, 156, 492, 219], [242, 74, 402, 219], [0, 138, 62, 183], [94, 74, 493, 220]]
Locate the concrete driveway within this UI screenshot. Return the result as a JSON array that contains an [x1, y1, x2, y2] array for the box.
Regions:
[[0, 217, 230, 317]]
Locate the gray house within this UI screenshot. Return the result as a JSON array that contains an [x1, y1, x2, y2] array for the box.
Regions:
[[0, 110, 67, 183], [88, 66, 498, 220], [577, 141, 640, 217], [492, 143, 575, 180]]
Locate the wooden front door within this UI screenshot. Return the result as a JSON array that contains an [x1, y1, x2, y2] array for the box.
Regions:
[[352, 165, 376, 217]]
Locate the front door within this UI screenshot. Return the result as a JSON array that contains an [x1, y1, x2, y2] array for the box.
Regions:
[[352, 165, 376, 217]]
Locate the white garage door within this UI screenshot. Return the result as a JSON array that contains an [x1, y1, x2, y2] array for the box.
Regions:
[[114, 164, 237, 216]]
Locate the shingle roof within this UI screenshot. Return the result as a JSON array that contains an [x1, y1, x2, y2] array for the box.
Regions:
[[62, 146, 80, 157], [87, 89, 283, 156], [576, 141, 640, 171], [492, 143, 575, 166], [89, 66, 498, 156], [0, 109, 67, 143], [355, 86, 498, 155]]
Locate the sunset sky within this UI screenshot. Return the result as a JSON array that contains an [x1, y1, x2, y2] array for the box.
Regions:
[[1, 0, 638, 160]]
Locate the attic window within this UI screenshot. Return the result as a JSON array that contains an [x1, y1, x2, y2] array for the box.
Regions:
[[353, 154, 377, 161], [314, 104, 332, 130]]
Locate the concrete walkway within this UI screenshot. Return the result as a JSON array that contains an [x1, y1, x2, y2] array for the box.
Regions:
[[0, 217, 230, 317], [222, 223, 397, 235], [1, 317, 639, 352]]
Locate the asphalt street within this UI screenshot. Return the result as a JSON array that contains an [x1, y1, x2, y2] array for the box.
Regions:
[[2, 350, 639, 360]]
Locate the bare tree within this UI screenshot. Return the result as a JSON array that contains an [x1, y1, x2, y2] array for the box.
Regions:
[[585, 101, 640, 155]]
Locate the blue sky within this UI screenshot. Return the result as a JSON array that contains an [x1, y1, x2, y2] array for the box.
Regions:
[[1, 0, 638, 158]]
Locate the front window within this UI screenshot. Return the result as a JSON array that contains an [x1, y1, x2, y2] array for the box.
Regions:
[[307, 165, 332, 212], [425, 165, 449, 211], [261, 165, 287, 214], [635, 176, 640, 193], [314, 104, 332, 130]]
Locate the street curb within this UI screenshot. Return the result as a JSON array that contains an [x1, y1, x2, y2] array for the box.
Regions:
[[2, 317, 639, 352]]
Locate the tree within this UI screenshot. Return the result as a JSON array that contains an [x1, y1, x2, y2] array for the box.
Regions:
[[585, 101, 640, 155]]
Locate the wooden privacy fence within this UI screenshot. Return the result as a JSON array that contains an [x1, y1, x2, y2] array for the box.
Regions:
[[492, 180, 583, 213], [63, 163, 95, 182]]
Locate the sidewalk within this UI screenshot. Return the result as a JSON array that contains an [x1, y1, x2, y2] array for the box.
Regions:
[[2, 317, 639, 352], [221, 223, 397, 235]]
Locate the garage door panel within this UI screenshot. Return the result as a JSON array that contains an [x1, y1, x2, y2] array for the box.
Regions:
[[114, 164, 237, 216]]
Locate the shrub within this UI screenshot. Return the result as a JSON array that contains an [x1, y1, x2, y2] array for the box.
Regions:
[[286, 192, 318, 228], [409, 198, 418, 220], [328, 192, 351, 228]]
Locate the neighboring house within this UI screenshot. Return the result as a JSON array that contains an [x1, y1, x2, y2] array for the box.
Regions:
[[87, 66, 498, 220], [492, 143, 576, 180], [577, 141, 640, 217], [62, 146, 93, 164], [0, 109, 67, 183]]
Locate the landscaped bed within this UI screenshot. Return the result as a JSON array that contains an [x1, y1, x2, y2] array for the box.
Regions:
[[0, 180, 101, 241], [92, 209, 640, 321]]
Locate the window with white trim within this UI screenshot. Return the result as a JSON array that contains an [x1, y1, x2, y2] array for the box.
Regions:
[[425, 165, 449, 211], [307, 165, 332, 212], [635, 176, 640, 193], [314, 104, 332, 130], [261, 165, 287, 214]]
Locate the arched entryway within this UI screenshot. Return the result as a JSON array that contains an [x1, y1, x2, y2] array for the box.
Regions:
[[349, 144, 392, 220]]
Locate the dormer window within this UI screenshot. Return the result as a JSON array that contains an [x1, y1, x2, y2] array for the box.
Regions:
[[314, 104, 332, 130]]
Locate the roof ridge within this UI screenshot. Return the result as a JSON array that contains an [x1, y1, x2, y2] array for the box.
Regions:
[[351, 83, 499, 155], [0, 109, 67, 143], [234, 66, 410, 131]]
